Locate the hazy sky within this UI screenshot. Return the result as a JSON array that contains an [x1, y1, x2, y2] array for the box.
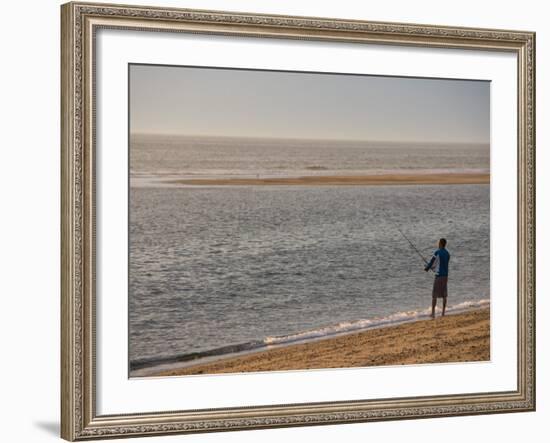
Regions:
[[130, 64, 489, 144]]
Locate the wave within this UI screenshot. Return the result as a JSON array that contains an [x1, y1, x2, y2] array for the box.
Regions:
[[131, 167, 490, 178], [130, 299, 489, 375], [263, 299, 490, 346]]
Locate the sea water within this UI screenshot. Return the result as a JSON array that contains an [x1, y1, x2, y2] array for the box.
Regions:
[[130, 135, 489, 183], [129, 136, 490, 374]]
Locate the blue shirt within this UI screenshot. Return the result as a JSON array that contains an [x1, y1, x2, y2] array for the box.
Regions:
[[425, 248, 451, 277]]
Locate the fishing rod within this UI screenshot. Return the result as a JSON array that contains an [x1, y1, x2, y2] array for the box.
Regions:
[[383, 209, 434, 271]]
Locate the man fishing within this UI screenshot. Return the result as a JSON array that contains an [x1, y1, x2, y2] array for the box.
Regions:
[[425, 238, 451, 318]]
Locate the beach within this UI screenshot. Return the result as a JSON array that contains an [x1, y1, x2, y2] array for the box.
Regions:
[[166, 172, 489, 187], [153, 308, 490, 376]]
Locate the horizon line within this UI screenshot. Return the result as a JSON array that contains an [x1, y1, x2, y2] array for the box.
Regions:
[[129, 132, 490, 146]]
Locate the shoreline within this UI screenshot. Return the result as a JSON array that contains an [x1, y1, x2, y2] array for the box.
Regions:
[[145, 307, 490, 377], [165, 172, 489, 187]]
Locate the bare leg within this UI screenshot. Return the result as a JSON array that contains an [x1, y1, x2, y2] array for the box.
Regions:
[[431, 298, 437, 318], [442, 297, 447, 317]]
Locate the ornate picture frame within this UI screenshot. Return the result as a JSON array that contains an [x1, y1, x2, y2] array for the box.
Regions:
[[61, 2, 535, 440]]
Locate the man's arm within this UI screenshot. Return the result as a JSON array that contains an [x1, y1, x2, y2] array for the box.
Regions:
[[425, 251, 437, 271]]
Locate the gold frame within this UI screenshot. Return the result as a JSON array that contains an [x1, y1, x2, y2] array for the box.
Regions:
[[61, 2, 536, 440]]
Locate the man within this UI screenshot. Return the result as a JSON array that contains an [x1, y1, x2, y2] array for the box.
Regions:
[[425, 238, 451, 318]]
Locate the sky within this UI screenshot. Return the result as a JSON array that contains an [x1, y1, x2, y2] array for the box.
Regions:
[[129, 64, 490, 144]]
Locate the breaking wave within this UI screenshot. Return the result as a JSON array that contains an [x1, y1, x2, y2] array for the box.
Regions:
[[130, 299, 489, 375]]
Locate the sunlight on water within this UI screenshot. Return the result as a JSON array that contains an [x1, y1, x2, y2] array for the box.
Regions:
[[129, 182, 490, 369]]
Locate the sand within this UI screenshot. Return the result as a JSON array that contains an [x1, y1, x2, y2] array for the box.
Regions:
[[167, 173, 489, 187], [155, 308, 490, 376]]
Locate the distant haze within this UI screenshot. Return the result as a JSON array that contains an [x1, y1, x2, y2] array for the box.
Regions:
[[130, 64, 489, 145]]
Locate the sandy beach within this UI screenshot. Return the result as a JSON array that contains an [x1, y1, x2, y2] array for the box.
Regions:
[[167, 172, 489, 187], [154, 308, 490, 376]]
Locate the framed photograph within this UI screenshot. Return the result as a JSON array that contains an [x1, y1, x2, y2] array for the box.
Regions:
[[61, 1, 536, 440]]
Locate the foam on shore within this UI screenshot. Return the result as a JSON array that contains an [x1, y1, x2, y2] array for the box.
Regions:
[[130, 299, 489, 377]]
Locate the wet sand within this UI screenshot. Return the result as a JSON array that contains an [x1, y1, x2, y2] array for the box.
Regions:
[[167, 173, 489, 187], [155, 308, 490, 377]]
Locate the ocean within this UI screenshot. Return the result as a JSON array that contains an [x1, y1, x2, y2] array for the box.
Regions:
[[129, 135, 490, 375]]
